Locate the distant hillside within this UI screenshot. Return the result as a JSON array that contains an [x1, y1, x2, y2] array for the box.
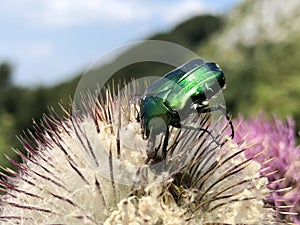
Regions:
[[215, 0, 300, 47], [149, 15, 223, 49]]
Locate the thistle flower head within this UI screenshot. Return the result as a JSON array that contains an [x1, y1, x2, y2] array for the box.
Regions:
[[0, 81, 292, 224], [233, 112, 300, 223]]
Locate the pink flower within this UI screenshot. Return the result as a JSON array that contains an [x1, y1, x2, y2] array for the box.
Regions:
[[233, 112, 300, 223]]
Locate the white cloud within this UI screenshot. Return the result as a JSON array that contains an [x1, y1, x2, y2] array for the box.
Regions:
[[0, 0, 211, 27], [157, 0, 211, 25], [0, 0, 150, 27]]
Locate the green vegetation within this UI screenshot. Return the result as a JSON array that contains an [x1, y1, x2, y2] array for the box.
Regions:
[[0, 9, 299, 170]]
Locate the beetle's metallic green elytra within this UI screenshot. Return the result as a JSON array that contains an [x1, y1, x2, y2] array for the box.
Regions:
[[139, 59, 231, 162]]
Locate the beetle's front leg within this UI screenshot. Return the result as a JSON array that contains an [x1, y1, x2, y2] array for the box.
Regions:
[[144, 127, 170, 164], [144, 133, 160, 164]]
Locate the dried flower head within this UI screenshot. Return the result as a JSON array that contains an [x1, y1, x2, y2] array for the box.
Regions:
[[233, 112, 300, 224], [0, 81, 291, 224]]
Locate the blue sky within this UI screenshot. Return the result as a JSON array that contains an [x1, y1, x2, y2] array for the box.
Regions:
[[0, 0, 242, 87]]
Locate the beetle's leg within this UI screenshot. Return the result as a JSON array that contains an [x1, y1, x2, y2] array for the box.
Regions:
[[144, 127, 170, 164], [144, 131, 160, 164], [180, 124, 222, 146], [224, 110, 234, 139], [194, 103, 234, 140], [136, 108, 140, 122], [161, 127, 169, 160], [204, 104, 234, 139]]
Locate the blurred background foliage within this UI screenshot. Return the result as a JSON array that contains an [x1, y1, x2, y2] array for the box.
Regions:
[[0, 0, 299, 170]]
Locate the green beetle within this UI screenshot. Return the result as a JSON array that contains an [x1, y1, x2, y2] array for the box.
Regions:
[[139, 59, 233, 163]]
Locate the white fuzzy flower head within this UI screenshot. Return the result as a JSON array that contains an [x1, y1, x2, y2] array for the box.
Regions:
[[0, 80, 290, 224]]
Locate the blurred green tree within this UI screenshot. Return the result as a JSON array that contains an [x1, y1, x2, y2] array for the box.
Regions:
[[0, 62, 12, 88]]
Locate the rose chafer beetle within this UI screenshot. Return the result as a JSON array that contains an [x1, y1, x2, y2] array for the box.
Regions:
[[139, 59, 234, 163]]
